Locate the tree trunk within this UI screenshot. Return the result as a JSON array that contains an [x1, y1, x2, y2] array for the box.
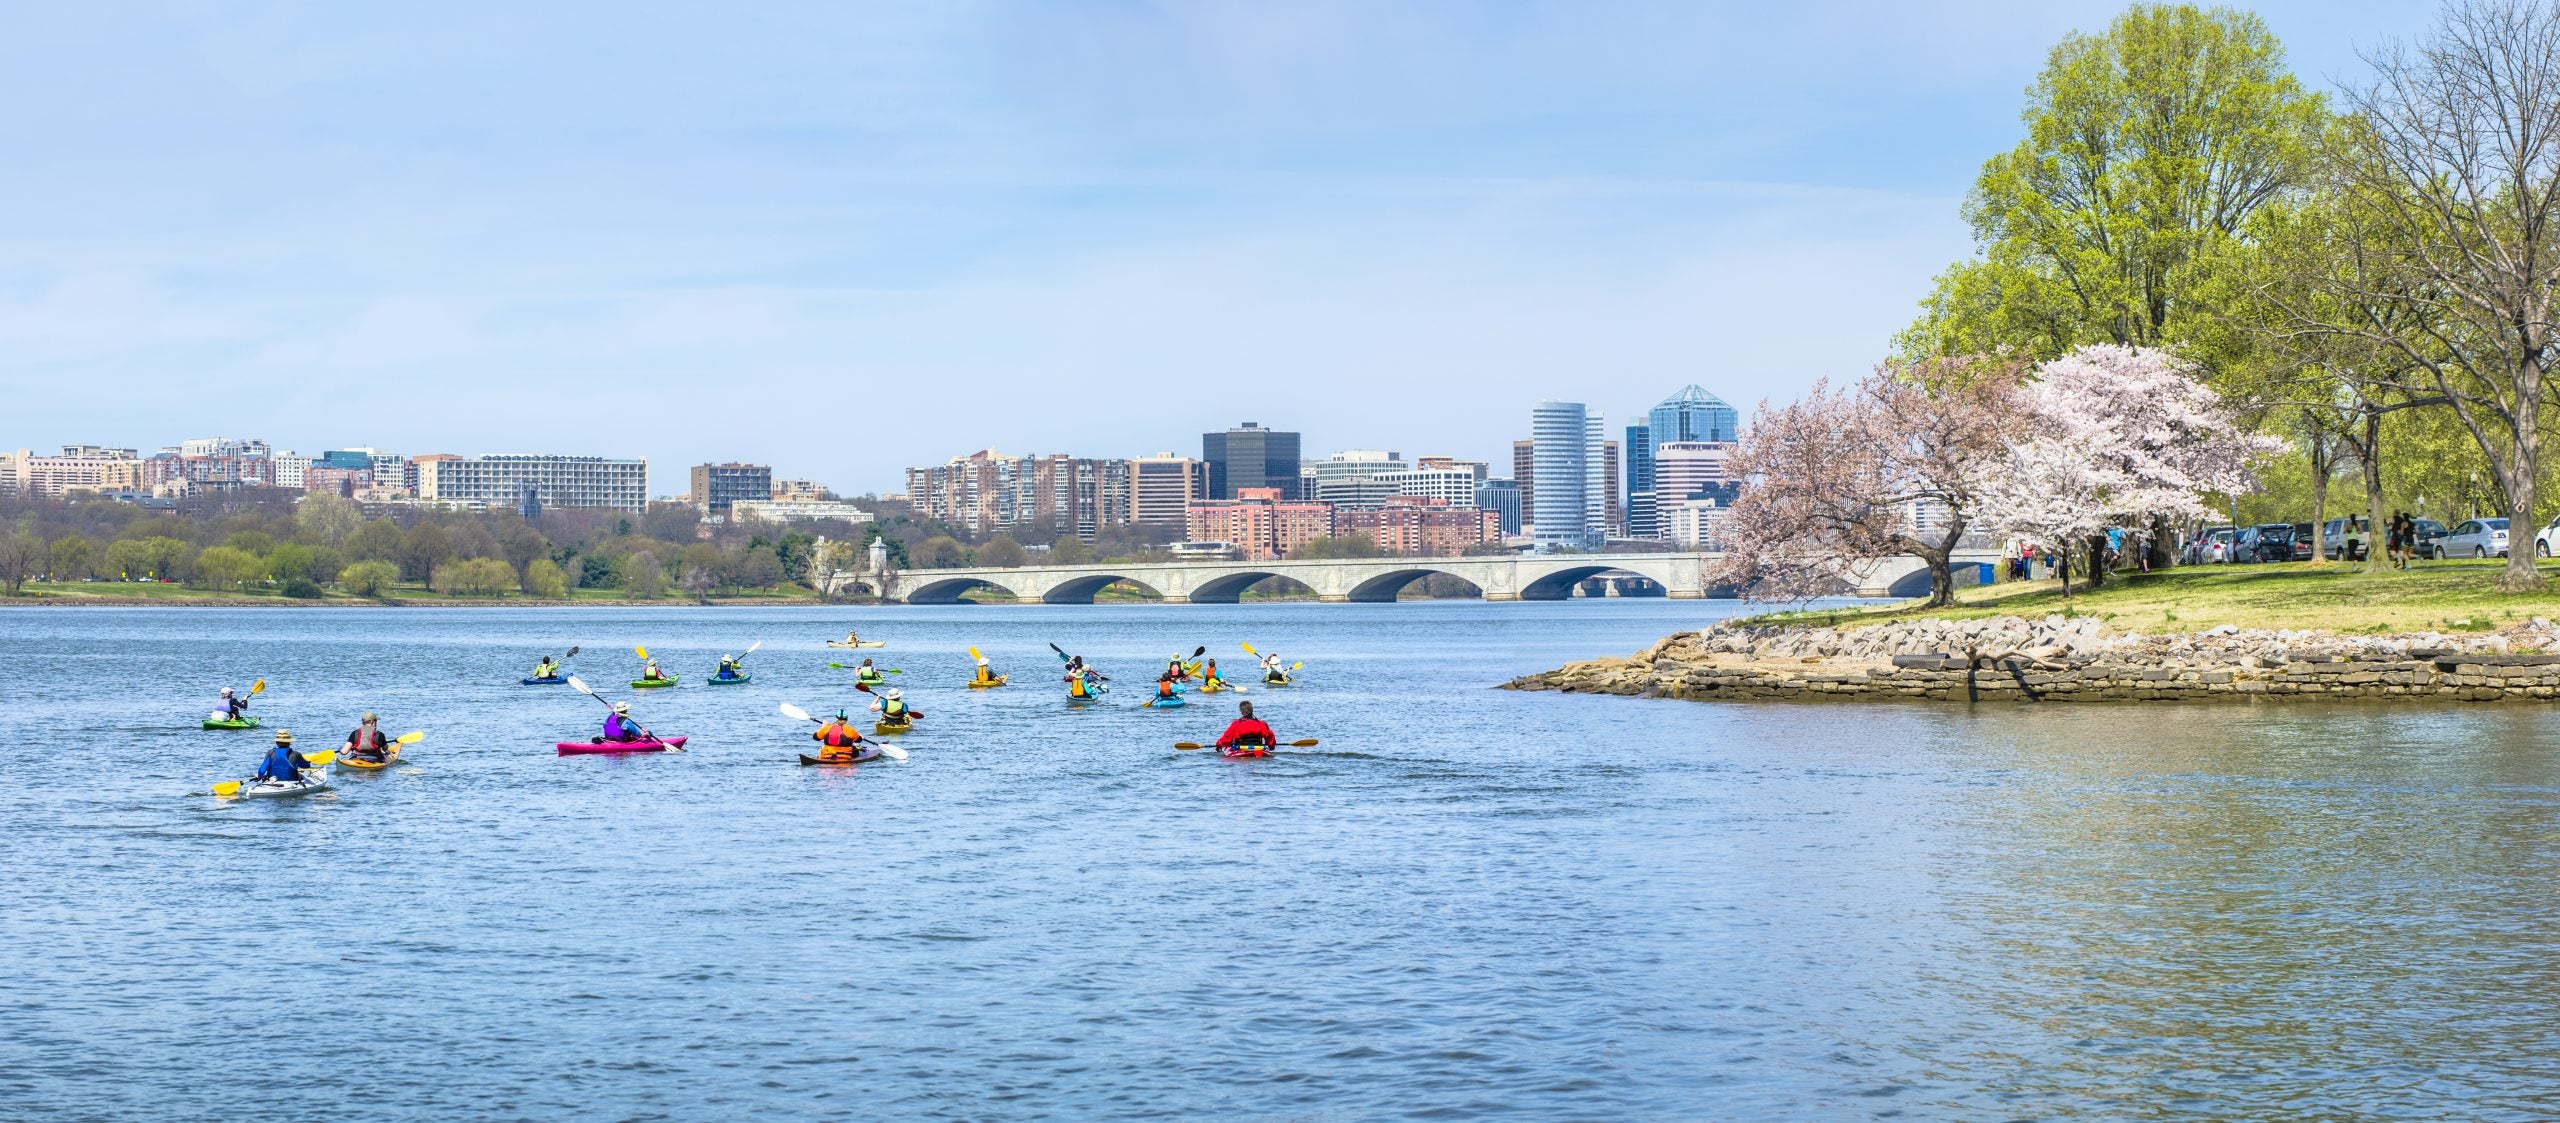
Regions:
[[2360, 407, 2388, 575], [2057, 548, 2073, 600], [2307, 419, 2331, 563], [2502, 385, 2544, 591]]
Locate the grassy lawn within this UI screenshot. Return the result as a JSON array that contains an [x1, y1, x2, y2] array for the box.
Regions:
[[14, 580, 822, 606], [1746, 558, 2560, 635]]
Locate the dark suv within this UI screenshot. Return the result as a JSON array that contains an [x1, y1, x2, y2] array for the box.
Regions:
[[2235, 523, 2296, 563]]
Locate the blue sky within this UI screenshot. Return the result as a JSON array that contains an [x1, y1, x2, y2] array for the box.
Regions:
[[1, 1, 2436, 494]]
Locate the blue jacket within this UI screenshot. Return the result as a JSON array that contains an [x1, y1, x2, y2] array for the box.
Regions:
[[255, 745, 308, 782]]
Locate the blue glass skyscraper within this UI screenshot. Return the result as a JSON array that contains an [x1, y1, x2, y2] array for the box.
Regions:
[[1629, 386, 1740, 540]]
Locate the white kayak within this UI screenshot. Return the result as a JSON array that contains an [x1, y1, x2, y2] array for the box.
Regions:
[[235, 770, 334, 799]]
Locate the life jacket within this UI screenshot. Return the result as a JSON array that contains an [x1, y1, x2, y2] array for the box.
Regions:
[[1068, 676, 1091, 698], [1157, 679, 1174, 697], [603, 714, 642, 741], [857, 668, 883, 684], [817, 721, 860, 747], [881, 699, 909, 719], [256, 746, 304, 782], [346, 728, 388, 759], [533, 663, 555, 678], [718, 661, 740, 679]]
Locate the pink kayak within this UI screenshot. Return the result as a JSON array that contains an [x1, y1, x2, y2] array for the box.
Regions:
[[557, 736, 687, 755]]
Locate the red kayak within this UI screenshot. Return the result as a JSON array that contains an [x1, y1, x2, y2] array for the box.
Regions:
[[557, 736, 687, 755]]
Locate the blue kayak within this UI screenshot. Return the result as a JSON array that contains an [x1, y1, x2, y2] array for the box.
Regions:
[[1143, 692, 1186, 708], [522, 676, 568, 686]]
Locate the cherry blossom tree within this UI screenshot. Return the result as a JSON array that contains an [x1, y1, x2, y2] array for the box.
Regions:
[[1979, 344, 2278, 591], [1712, 357, 2030, 606]]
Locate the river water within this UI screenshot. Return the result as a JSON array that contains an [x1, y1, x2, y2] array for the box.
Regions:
[[4, 601, 2558, 1120]]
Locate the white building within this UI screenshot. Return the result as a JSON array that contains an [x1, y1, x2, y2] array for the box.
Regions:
[[1666, 497, 1729, 550], [1653, 441, 1738, 506], [729, 499, 874, 525], [416, 454, 648, 512], [1372, 468, 1484, 508], [271, 453, 311, 490]]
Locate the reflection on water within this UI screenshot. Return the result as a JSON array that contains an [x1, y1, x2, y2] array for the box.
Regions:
[[3, 603, 2557, 1118]]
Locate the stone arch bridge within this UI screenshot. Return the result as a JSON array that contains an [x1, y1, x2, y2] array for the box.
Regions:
[[824, 549, 2002, 604]]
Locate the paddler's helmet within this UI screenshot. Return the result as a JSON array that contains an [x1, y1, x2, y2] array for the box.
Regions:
[[612, 701, 630, 714], [273, 729, 295, 744], [222, 687, 235, 696], [886, 687, 903, 700], [834, 709, 849, 720], [975, 655, 989, 666], [723, 654, 737, 662]]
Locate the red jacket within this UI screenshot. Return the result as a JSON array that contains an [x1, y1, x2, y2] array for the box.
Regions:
[[1216, 718, 1275, 749]]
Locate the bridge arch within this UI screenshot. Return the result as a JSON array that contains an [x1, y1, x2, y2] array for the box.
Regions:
[[1518, 557, 1686, 600], [905, 575, 1023, 604], [1040, 573, 1167, 604], [1188, 570, 1296, 604], [1882, 566, 1937, 599], [1345, 567, 1480, 602]]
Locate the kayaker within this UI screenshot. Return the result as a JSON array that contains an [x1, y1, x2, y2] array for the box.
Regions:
[[601, 701, 646, 743], [1165, 656, 1190, 683], [216, 686, 249, 722], [812, 708, 870, 761], [1155, 670, 1181, 701], [342, 713, 390, 763], [1259, 652, 1289, 684], [640, 658, 668, 683], [870, 687, 919, 724], [854, 658, 885, 693], [255, 730, 310, 783], [1216, 701, 1275, 752], [1066, 667, 1102, 699], [715, 654, 746, 681], [531, 656, 560, 681], [842, 628, 863, 645], [973, 655, 1001, 685], [1200, 659, 1227, 691]]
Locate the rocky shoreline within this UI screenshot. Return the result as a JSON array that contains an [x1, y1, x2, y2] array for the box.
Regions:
[[1504, 615, 2560, 704]]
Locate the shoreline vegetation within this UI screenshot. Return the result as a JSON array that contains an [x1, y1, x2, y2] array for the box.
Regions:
[[1510, 563, 2560, 705]]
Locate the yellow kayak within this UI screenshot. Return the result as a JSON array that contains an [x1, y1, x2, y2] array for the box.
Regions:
[[967, 675, 1009, 690], [335, 747, 400, 771]]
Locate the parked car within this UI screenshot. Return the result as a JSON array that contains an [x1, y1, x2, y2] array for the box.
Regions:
[[2538, 514, 2560, 558], [2433, 518, 2510, 559], [2321, 516, 2371, 561], [2235, 523, 2295, 563], [2411, 517, 2449, 555], [2186, 525, 2237, 564]]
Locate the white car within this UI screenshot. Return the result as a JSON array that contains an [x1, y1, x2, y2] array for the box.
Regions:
[[2434, 518, 2509, 559], [2538, 514, 2560, 558]]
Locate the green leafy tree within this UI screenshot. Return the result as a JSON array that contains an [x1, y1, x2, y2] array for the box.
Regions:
[[399, 522, 453, 582], [345, 519, 405, 563], [975, 535, 1028, 568], [523, 557, 570, 600], [191, 545, 263, 592], [1902, 4, 2326, 360], [338, 560, 400, 598], [1291, 533, 1382, 560], [620, 550, 667, 599], [735, 545, 786, 588], [1047, 536, 1095, 565], [295, 493, 362, 547], [265, 543, 318, 585], [47, 533, 94, 581], [916, 535, 968, 568], [434, 557, 517, 597], [222, 530, 277, 557]]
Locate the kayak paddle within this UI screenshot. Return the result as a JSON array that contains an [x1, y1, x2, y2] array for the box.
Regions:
[[778, 702, 906, 761], [1049, 642, 1070, 662], [566, 675, 683, 751], [564, 645, 581, 662], [1174, 739, 1319, 751]]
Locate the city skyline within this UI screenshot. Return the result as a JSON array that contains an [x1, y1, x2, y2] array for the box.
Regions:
[[0, 2, 2433, 492]]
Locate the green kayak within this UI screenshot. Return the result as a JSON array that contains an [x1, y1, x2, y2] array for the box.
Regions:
[[630, 676, 681, 689], [706, 673, 752, 686], [202, 716, 262, 730]]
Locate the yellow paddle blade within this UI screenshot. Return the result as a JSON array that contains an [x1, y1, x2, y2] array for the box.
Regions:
[[968, 645, 982, 660], [1288, 738, 1320, 747], [396, 731, 426, 745], [1241, 642, 1257, 655], [212, 780, 243, 796], [635, 645, 650, 659], [250, 679, 267, 695], [307, 751, 337, 766], [1290, 662, 1303, 671], [1174, 742, 1204, 750]]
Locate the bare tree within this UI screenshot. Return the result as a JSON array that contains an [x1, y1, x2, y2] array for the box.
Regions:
[[2319, 0, 2560, 591]]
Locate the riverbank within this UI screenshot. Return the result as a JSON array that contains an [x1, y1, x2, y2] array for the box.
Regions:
[[1751, 557, 2560, 635], [1506, 611, 2560, 704]]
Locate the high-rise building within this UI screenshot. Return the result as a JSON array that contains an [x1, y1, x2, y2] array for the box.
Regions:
[[1371, 467, 1483, 508], [1666, 497, 1729, 550], [1582, 414, 1611, 544], [1629, 387, 1741, 539], [1602, 438, 1622, 538], [175, 437, 271, 460], [690, 463, 774, 515], [1130, 454, 1204, 526], [415, 454, 648, 512], [903, 451, 1128, 539], [1531, 401, 1595, 550], [10, 446, 141, 497], [1478, 479, 1522, 537], [1338, 497, 1501, 557], [1302, 450, 1406, 490], [1202, 422, 1302, 499], [1511, 440, 1536, 528]]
